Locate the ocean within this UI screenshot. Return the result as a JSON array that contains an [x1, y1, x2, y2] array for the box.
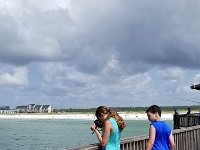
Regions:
[[0, 119, 173, 150]]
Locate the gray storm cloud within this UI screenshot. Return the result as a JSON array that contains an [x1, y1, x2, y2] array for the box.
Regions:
[[0, 0, 200, 108]]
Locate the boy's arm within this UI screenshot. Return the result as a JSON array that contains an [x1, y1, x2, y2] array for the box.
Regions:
[[146, 125, 156, 150], [169, 132, 175, 150]]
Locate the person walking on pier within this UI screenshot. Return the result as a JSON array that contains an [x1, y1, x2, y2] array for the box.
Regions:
[[90, 106, 126, 150], [146, 105, 175, 150]]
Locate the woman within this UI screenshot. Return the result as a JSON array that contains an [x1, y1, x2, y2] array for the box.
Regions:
[[90, 106, 126, 150]]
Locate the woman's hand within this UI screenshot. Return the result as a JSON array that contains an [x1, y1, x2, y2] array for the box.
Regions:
[[90, 123, 97, 132]]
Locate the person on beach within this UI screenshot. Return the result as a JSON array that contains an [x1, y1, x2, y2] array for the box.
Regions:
[[90, 106, 126, 150], [146, 105, 175, 150]]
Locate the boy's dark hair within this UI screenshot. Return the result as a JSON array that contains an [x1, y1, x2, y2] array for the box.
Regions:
[[146, 105, 161, 117]]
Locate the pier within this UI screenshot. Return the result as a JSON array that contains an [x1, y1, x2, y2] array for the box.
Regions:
[[69, 110, 200, 150], [69, 125, 200, 150], [173, 112, 200, 129]]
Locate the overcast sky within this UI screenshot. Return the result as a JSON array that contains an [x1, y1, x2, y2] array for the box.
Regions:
[[0, 0, 200, 109]]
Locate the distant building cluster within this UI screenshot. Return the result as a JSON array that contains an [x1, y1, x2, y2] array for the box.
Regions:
[[16, 104, 52, 113], [0, 106, 10, 110], [0, 104, 53, 113], [0, 106, 14, 113]]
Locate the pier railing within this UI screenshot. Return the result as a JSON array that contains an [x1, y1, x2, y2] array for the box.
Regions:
[[68, 125, 200, 150], [173, 113, 200, 129], [173, 125, 200, 150]]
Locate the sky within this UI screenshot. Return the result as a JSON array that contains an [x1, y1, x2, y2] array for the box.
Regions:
[[0, 0, 200, 109]]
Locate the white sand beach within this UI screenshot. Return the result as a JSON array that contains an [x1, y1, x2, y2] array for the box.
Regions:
[[0, 112, 174, 120], [119, 112, 173, 120]]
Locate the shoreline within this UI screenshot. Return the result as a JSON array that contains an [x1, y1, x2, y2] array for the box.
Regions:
[[0, 112, 174, 120]]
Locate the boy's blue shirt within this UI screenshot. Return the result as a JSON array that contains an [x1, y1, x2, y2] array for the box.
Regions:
[[151, 121, 171, 150]]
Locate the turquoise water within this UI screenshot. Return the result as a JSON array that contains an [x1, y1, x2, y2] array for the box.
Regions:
[[0, 119, 173, 150]]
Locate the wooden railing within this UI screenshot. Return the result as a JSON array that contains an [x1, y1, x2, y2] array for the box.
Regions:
[[120, 135, 148, 150], [68, 125, 200, 150], [173, 113, 200, 129], [173, 125, 200, 150]]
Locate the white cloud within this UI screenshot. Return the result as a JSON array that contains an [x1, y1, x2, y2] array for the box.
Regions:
[[0, 67, 28, 87], [193, 73, 200, 84], [157, 67, 184, 82]]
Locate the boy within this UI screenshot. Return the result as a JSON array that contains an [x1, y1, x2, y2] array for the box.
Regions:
[[146, 105, 175, 150]]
